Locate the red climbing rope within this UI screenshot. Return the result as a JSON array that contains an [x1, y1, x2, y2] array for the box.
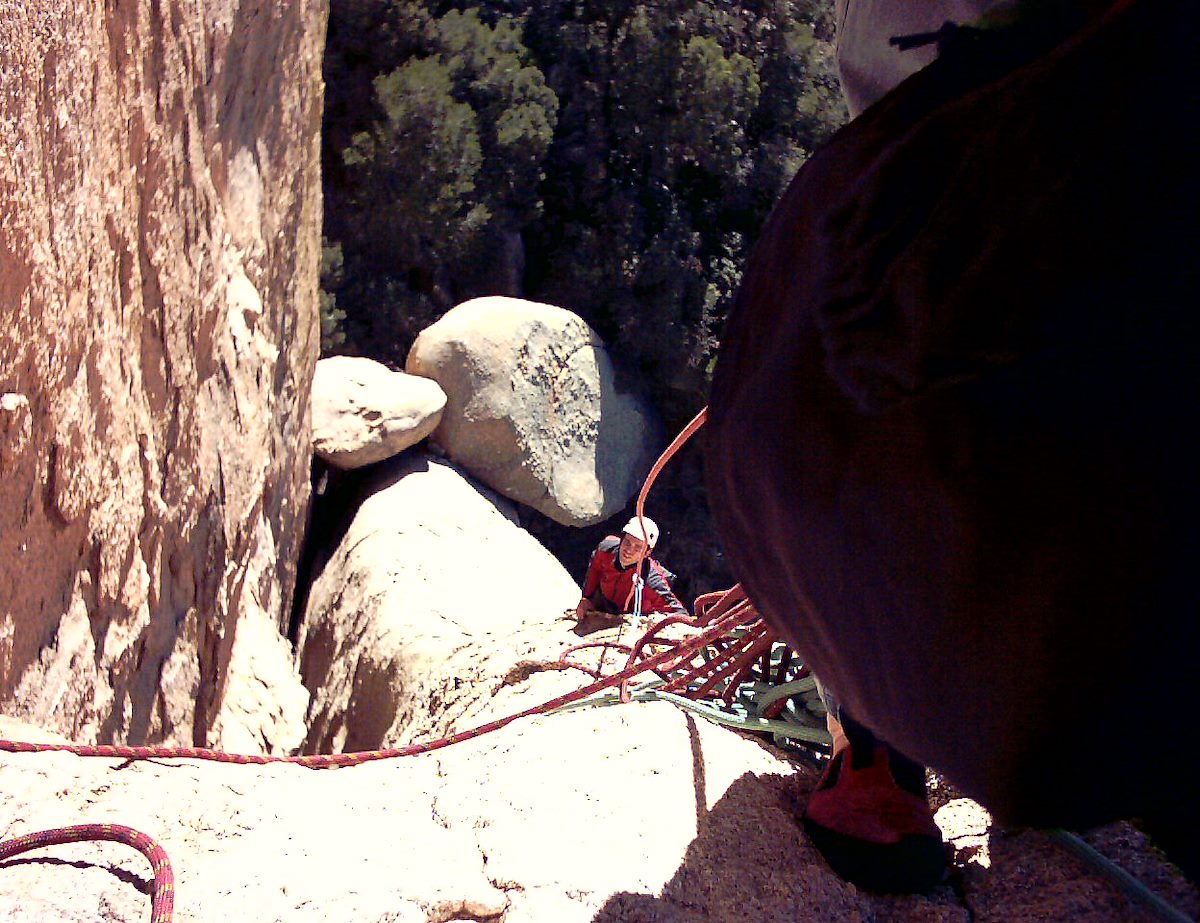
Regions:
[[0, 602, 755, 768], [0, 824, 174, 923], [604, 406, 711, 674], [621, 406, 709, 614]]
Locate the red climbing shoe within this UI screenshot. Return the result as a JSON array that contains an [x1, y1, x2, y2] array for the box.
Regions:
[[802, 741, 946, 893]]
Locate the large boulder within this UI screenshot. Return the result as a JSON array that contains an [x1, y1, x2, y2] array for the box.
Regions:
[[0, 2, 324, 748], [297, 452, 583, 753], [406, 296, 661, 526], [312, 356, 446, 469]]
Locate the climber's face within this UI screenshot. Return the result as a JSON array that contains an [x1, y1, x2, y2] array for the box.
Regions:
[[618, 533, 647, 568]]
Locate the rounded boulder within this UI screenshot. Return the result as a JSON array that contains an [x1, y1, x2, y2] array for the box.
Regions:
[[406, 296, 660, 526], [312, 356, 446, 469]]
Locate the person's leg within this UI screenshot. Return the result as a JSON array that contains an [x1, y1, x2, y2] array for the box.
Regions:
[[815, 676, 850, 756], [804, 680, 946, 893]]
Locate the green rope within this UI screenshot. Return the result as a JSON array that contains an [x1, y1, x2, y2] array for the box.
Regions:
[[745, 676, 819, 711], [651, 690, 832, 744], [545, 683, 833, 746], [1048, 829, 1196, 923]]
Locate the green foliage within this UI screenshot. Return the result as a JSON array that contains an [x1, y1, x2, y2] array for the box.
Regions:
[[322, 0, 846, 407], [518, 0, 846, 425], [675, 36, 760, 176], [351, 56, 488, 255], [429, 10, 558, 225], [319, 239, 347, 353], [323, 3, 558, 362]]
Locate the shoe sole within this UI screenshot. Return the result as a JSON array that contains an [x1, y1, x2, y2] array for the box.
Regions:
[[803, 815, 947, 894]]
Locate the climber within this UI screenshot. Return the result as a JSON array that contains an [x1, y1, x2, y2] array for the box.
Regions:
[[706, 0, 1199, 893], [574, 517, 687, 622]]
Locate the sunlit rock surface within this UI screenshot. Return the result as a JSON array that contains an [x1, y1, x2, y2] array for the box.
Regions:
[[407, 296, 661, 526], [0, 0, 324, 749]]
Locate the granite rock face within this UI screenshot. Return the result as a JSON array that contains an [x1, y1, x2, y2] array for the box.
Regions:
[[0, 1, 325, 749]]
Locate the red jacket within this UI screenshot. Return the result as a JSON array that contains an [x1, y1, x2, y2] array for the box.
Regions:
[[581, 537, 686, 616]]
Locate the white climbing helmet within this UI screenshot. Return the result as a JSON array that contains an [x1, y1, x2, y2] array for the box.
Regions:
[[622, 516, 659, 548]]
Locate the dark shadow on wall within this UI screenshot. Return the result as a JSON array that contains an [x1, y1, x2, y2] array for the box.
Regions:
[[604, 742, 1200, 923], [593, 357, 664, 535], [288, 450, 523, 648], [513, 355, 666, 601], [973, 823, 1200, 922], [287, 457, 364, 644], [288, 450, 442, 643], [589, 723, 979, 923]]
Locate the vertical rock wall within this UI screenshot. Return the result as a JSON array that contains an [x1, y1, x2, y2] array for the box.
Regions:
[[0, 0, 325, 749]]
